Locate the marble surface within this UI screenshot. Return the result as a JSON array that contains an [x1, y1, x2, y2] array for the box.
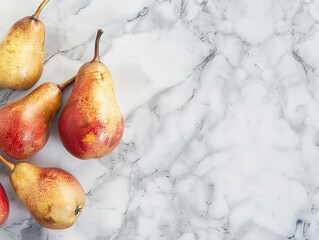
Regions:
[[1, 0, 319, 239]]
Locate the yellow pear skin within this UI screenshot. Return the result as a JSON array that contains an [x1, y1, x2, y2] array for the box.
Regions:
[[0, 0, 50, 90], [0, 156, 85, 229]]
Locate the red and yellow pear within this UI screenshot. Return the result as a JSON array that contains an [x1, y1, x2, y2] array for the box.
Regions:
[[0, 78, 75, 160], [0, 155, 85, 229], [59, 29, 124, 160]]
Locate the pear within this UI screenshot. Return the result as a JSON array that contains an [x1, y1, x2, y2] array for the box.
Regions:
[[0, 0, 50, 90], [59, 29, 124, 160], [0, 183, 9, 224], [0, 155, 85, 229], [0, 77, 75, 160]]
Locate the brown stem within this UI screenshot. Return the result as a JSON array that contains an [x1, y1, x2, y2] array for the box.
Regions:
[[31, 0, 50, 20], [57, 76, 76, 91], [91, 29, 104, 62], [0, 155, 14, 172]]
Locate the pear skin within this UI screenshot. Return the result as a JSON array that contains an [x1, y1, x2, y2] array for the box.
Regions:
[[0, 78, 75, 160], [0, 0, 50, 90], [59, 30, 124, 160], [0, 156, 85, 229], [0, 183, 9, 224]]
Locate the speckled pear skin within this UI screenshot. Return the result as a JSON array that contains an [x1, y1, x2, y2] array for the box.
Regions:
[[10, 162, 85, 229], [0, 1, 47, 90], [0, 83, 62, 159], [58, 29, 124, 160], [58, 62, 124, 160]]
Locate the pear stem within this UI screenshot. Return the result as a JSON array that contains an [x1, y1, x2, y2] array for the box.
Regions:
[[0, 155, 14, 172], [31, 0, 50, 20], [57, 76, 76, 91], [92, 29, 104, 63]]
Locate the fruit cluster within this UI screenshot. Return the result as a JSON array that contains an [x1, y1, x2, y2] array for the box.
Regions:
[[0, 0, 124, 229]]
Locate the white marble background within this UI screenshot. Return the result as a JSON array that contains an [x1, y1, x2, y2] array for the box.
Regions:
[[0, 0, 319, 239]]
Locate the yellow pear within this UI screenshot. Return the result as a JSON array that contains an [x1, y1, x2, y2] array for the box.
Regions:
[[0, 0, 50, 90], [0, 155, 85, 229]]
